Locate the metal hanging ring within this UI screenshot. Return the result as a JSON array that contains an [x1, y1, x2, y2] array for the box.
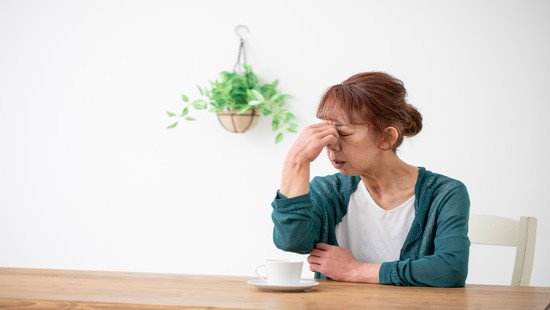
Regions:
[[234, 25, 249, 40]]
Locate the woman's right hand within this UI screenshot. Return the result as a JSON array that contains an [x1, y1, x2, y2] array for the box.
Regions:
[[279, 122, 339, 198], [286, 122, 340, 165]]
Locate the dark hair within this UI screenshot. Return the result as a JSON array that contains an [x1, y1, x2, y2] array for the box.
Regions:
[[316, 71, 422, 151]]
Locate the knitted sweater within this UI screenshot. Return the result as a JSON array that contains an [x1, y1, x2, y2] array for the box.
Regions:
[[271, 167, 470, 287]]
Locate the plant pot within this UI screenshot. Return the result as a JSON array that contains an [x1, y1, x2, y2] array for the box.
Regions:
[[216, 109, 260, 133]]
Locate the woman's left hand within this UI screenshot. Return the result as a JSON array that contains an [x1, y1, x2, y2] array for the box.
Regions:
[[307, 243, 363, 282]]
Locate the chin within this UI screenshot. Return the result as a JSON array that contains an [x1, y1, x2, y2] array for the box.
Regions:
[[336, 168, 359, 176]]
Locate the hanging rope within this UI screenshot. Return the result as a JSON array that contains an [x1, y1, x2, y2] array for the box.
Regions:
[[233, 25, 249, 73]]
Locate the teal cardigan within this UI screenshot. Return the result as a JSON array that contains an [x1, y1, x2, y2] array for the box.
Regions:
[[271, 167, 470, 287]]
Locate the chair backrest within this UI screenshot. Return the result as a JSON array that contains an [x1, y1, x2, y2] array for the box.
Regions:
[[468, 214, 537, 286]]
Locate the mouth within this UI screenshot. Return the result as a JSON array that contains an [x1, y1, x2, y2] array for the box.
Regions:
[[332, 159, 347, 168]]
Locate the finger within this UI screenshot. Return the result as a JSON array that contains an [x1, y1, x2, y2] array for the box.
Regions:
[[315, 126, 338, 137], [309, 263, 320, 273], [307, 255, 322, 265], [299, 124, 328, 139], [319, 134, 338, 148], [303, 123, 331, 135], [313, 127, 339, 146], [315, 243, 333, 250], [309, 123, 337, 134], [308, 122, 330, 129], [309, 249, 324, 257]]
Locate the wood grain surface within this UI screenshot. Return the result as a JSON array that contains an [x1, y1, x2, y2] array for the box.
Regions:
[[1, 267, 549, 309]]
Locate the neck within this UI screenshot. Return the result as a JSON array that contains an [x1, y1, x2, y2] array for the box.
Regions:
[[359, 152, 418, 197]]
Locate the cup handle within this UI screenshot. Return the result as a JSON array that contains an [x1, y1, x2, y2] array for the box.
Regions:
[[255, 264, 267, 280]]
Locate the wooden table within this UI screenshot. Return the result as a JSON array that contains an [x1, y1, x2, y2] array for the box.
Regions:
[[1, 268, 549, 309]]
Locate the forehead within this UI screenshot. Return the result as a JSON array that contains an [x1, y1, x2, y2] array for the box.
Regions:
[[318, 105, 350, 124], [327, 120, 350, 128], [319, 110, 362, 128], [317, 95, 371, 128]]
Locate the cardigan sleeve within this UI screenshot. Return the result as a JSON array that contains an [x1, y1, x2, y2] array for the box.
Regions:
[[270, 190, 322, 254], [271, 175, 348, 255], [379, 182, 471, 287]]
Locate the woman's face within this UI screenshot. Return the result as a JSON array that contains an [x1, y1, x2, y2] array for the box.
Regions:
[[324, 118, 383, 176]]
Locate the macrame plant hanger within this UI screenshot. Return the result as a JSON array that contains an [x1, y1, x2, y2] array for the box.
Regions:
[[216, 25, 260, 133]]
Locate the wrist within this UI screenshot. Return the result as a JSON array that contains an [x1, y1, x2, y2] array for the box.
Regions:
[[284, 153, 311, 169], [350, 263, 380, 283], [365, 263, 381, 283], [283, 157, 311, 177], [280, 156, 311, 198]]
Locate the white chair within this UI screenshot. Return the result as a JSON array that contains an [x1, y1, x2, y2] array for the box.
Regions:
[[468, 214, 537, 286]]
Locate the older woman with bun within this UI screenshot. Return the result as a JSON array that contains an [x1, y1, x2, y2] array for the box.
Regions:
[[271, 72, 470, 287]]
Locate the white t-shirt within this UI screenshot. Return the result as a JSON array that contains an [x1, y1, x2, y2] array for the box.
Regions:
[[335, 180, 416, 263]]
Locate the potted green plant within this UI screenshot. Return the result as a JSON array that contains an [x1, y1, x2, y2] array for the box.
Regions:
[[166, 64, 298, 143]]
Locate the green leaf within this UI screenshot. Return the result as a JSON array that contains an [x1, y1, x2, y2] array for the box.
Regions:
[[223, 84, 233, 95], [269, 93, 282, 103], [196, 85, 203, 95], [181, 107, 189, 117], [275, 132, 283, 143], [272, 118, 281, 131], [248, 100, 261, 106], [191, 100, 207, 109], [260, 106, 272, 115], [251, 89, 265, 101], [238, 105, 251, 114], [167, 121, 178, 129], [185, 116, 196, 121], [181, 94, 189, 103], [283, 110, 295, 118], [280, 110, 295, 122], [166, 111, 176, 117], [287, 126, 298, 133]]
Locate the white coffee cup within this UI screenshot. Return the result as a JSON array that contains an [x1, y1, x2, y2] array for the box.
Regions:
[[255, 259, 303, 285]]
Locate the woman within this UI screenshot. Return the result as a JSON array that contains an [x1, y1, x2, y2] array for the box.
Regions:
[[271, 72, 470, 287]]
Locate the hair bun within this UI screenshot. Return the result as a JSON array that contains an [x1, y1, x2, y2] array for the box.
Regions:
[[403, 104, 423, 137]]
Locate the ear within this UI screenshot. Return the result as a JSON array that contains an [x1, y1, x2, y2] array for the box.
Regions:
[[378, 126, 399, 151]]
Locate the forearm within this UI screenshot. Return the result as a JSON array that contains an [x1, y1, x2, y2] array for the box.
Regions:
[[279, 156, 310, 198], [271, 187, 319, 254], [379, 250, 469, 287]]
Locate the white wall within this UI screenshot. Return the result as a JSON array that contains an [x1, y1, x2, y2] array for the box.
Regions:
[[1, 0, 549, 286]]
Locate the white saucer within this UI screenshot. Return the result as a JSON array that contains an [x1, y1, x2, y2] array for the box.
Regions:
[[247, 278, 319, 292]]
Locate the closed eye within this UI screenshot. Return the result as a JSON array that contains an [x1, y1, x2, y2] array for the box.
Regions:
[[338, 132, 352, 137]]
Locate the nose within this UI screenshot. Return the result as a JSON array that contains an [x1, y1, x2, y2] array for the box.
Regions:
[[327, 139, 341, 151]]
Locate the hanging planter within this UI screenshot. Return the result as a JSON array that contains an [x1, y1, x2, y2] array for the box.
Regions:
[[216, 109, 260, 133], [166, 25, 298, 143]]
